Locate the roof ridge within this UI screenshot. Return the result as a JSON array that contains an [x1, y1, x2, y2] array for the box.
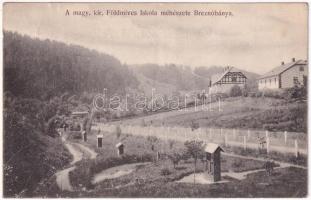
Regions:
[[258, 59, 307, 79]]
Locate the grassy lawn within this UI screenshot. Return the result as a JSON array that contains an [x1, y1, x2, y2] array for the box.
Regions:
[[113, 97, 306, 132]]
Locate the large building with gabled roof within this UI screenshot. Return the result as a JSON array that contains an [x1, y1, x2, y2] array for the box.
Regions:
[[257, 58, 307, 90], [209, 66, 247, 94]]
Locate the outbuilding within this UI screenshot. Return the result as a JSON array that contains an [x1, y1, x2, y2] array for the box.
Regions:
[[97, 134, 103, 148], [116, 142, 125, 156], [204, 143, 224, 182]]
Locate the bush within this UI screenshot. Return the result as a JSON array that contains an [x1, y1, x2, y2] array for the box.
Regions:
[[230, 85, 242, 97], [284, 86, 307, 99], [160, 168, 171, 176], [168, 152, 182, 169], [190, 120, 199, 131], [262, 89, 285, 99], [70, 153, 154, 188], [115, 125, 122, 139]]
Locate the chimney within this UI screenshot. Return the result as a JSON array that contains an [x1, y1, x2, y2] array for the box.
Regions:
[[292, 58, 296, 62], [281, 61, 285, 65]]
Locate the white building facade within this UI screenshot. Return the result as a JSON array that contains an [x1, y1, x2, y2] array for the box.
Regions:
[[258, 58, 308, 90]]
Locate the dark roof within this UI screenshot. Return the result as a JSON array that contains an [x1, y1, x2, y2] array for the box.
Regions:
[[258, 60, 307, 79]]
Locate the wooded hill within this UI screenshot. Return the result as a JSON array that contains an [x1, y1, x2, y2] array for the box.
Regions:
[[4, 31, 139, 99]]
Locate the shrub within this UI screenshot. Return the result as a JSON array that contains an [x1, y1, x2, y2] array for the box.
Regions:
[[168, 140, 175, 150], [262, 89, 285, 99], [230, 85, 242, 97], [168, 152, 182, 169], [115, 125, 122, 139], [160, 168, 171, 176], [284, 86, 307, 99], [70, 153, 154, 189], [190, 120, 199, 131], [147, 136, 158, 151]]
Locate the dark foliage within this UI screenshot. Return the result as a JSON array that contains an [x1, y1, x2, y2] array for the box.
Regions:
[[3, 94, 72, 196], [4, 31, 138, 99], [230, 85, 242, 97]]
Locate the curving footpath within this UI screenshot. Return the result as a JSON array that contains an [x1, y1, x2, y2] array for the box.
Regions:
[[55, 136, 97, 191]]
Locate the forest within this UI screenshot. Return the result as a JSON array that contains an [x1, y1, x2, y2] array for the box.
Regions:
[[4, 31, 138, 99], [3, 31, 139, 196]]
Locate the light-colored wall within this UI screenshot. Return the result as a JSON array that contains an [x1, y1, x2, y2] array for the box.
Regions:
[[258, 75, 279, 90], [280, 64, 307, 88], [209, 83, 245, 94]]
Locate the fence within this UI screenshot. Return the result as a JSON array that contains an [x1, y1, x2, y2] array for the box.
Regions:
[[92, 123, 307, 156]]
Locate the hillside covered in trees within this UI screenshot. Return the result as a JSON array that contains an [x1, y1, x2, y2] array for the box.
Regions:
[[3, 31, 140, 196], [132, 63, 209, 91], [4, 31, 138, 99], [132, 64, 259, 93]]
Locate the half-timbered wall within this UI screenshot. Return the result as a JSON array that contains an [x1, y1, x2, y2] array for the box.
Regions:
[[209, 71, 246, 94]]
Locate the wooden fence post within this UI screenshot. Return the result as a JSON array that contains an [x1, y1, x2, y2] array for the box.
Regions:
[[265, 130, 269, 139], [295, 140, 298, 157], [284, 131, 287, 144], [266, 136, 270, 154], [247, 129, 250, 139], [218, 98, 221, 112], [243, 136, 247, 150], [233, 129, 236, 140], [225, 133, 228, 147]]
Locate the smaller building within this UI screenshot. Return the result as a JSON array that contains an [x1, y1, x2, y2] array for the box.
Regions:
[[204, 143, 224, 182], [257, 58, 307, 90], [116, 142, 125, 156], [97, 134, 103, 148], [209, 66, 247, 94]]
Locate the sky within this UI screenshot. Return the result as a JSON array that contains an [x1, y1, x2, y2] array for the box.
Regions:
[[3, 3, 308, 74]]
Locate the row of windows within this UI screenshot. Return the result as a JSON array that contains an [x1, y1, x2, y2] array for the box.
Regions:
[[259, 77, 277, 85], [221, 76, 245, 82], [259, 66, 305, 85], [260, 76, 302, 86]]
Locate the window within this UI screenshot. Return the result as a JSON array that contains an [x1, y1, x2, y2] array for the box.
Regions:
[[293, 77, 299, 85], [231, 77, 237, 82], [300, 66, 304, 71]]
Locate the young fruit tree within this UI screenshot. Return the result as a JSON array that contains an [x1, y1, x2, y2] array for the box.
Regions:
[[184, 140, 205, 184], [168, 152, 182, 169]]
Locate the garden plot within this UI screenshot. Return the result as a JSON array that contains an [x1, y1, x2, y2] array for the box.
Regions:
[[92, 162, 149, 184]]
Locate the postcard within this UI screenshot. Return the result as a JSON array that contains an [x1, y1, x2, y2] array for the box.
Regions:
[[2, 2, 308, 197]]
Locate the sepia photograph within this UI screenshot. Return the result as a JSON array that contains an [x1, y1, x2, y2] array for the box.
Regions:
[[2, 2, 308, 197]]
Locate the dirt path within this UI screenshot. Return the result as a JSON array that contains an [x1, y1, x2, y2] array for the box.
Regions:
[[65, 143, 83, 165], [55, 166, 76, 191], [73, 143, 98, 159], [223, 152, 307, 170], [220, 152, 307, 181], [55, 136, 98, 191]]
